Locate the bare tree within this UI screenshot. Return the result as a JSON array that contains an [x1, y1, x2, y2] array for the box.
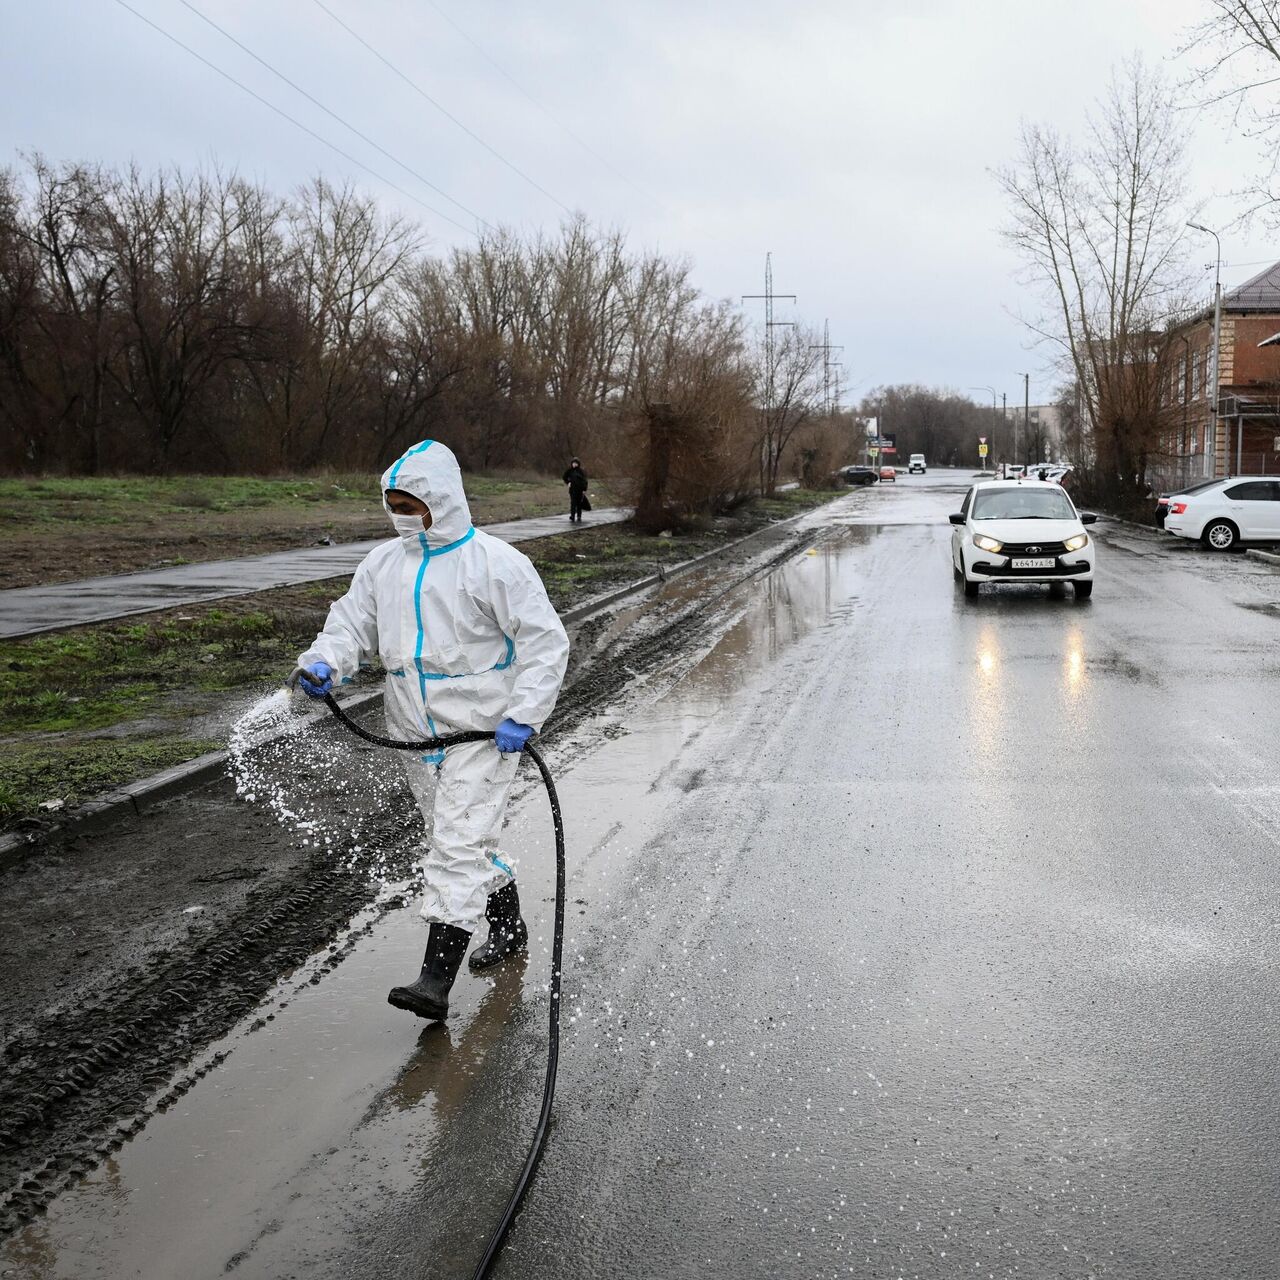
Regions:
[[1, 158, 119, 472], [996, 59, 1191, 502], [0, 159, 770, 486], [754, 325, 824, 494], [1184, 2, 1280, 217], [860, 386, 988, 468], [630, 299, 754, 532]]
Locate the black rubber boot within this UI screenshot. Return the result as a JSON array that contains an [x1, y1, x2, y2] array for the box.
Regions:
[[387, 923, 472, 1020], [468, 881, 529, 971]]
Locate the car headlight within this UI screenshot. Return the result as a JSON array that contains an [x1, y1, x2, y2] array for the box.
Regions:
[[1063, 533, 1089, 552], [972, 534, 1004, 553]]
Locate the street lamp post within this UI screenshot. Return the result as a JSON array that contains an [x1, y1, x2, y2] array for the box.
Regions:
[[1187, 222, 1222, 477], [969, 385, 997, 472]]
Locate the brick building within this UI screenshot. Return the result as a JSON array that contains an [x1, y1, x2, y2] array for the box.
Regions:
[[1162, 261, 1280, 486]]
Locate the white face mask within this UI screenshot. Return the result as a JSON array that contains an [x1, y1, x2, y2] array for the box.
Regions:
[[390, 512, 427, 540]]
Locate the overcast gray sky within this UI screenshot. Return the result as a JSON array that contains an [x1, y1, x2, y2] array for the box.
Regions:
[[3, 0, 1275, 408]]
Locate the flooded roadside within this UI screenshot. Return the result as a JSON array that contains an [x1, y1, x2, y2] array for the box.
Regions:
[[2, 510, 883, 1279]]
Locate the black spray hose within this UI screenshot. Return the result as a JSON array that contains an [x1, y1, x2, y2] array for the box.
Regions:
[[313, 687, 565, 1280]]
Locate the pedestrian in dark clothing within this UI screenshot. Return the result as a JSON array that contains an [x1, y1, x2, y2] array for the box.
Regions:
[[563, 458, 589, 523]]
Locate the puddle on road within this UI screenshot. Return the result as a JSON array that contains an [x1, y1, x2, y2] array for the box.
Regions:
[[2, 526, 884, 1280]]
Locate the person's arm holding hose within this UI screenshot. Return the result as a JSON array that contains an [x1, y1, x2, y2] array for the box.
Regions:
[[484, 550, 569, 754], [293, 555, 380, 698]]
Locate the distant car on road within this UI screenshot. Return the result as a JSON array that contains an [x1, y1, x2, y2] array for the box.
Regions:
[[839, 465, 879, 486], [1163, 477, 1280, 550], [949, 479, 1097, 599], [879, 466, 897, 482], [908, 454, 927, 474], [1024, 464, 1072, 485]]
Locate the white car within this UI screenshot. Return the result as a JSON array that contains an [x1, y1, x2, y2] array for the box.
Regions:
[[908, 454, 927, 474], [949, 479, 1097, 599], [1163, 478, 1280, 551], [1025, 464, 1072, 484]]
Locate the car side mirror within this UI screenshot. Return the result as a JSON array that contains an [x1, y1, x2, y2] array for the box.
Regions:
[[948, 512, 966, 525], [1080, 512, 1097, 525]]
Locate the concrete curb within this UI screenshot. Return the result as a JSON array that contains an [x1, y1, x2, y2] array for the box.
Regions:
[[0, 498, 836, 870], [1247, 548, 1280, 566]]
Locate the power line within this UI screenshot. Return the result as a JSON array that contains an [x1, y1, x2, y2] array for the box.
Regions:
[[177, 0, 491, 230], [742, 251, 797, 441], [809, 320, 843, 415], [310, 0, 574, 217], [422, 0, 662, 213], [111, 0, 476, 237]]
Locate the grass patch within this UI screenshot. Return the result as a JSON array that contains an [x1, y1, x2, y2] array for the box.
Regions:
[[0, 584, 344, 831], [0, 603, 326, 737], [0, 738, 221, 823], [0, 473, 378, 524], [0, 470, 613, 527]]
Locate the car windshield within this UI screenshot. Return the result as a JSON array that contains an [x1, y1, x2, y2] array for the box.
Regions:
[[972, 487, 1075, 521]]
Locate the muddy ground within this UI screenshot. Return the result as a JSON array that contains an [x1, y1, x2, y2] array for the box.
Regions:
[[0, 510, 831, 1238]]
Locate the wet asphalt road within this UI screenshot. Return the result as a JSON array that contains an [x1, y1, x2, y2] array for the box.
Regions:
[[8, 472, 1280, 1278]]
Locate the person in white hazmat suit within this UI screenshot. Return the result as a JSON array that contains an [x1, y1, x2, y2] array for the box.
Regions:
[[292, 440, 569, 1021]]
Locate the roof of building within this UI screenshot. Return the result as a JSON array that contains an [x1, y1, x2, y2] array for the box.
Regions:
[[1224, 260, 1280, 312]]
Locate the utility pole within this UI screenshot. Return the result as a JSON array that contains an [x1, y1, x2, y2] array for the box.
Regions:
[[809, 320, 844, 417], [1000, 392, 1007, 474], [1017, 372, 1030, 466], [742, 252, 796, 491]]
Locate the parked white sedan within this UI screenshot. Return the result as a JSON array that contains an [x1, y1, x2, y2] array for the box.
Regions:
[[1163, 478, 1280, 551], [949, 480, 1098, 599]]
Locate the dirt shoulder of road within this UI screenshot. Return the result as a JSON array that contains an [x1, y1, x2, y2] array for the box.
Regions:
[[0, 471, 620, 589], [0, 487, 837, 833], [0, 490, 836, 1235]]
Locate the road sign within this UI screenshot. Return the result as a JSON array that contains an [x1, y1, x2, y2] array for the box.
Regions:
[[880, 446, 897, 454], [868, 446, 879, 457], [979, 436, 987, 444], [978, 444, 989, 457]]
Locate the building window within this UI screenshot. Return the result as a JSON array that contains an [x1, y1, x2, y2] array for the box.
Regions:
[[1176, 355, 1187, 404], [1191, 350, 1202, 397]]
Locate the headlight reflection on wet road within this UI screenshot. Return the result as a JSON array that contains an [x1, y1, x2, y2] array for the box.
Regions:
[[968, 625, 1003, 759], [1062, 628, 1088, 714]]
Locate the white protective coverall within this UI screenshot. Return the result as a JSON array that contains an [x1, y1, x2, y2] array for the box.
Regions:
[[299, 440, 569, 932]]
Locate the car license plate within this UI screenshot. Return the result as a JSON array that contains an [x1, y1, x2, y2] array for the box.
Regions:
[[1012, 557, 1055, 569]]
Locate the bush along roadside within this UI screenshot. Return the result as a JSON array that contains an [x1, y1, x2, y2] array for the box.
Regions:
[[0, 487, 839, 833]]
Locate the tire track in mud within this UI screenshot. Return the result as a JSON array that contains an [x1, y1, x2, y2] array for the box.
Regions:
[[0, 521, 821, 1237]]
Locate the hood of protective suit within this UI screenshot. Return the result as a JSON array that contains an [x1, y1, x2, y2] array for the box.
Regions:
[[380, 440, 473, 548]]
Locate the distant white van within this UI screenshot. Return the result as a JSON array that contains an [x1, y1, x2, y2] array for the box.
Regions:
[[908, 454, 926, 474]]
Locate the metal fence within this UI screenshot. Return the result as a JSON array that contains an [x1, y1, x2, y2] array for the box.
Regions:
[[1147, 451, 1280, 494]]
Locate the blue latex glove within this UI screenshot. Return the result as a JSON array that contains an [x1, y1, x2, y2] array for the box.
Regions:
[[296, 662, 334, 699], [495, 718, 534, 754]]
